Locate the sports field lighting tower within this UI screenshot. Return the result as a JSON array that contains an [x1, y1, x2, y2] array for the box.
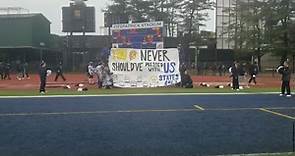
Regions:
[[63, 0, 95, 71]]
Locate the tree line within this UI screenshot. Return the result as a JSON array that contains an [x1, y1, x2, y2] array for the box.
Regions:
[[104, 0, 295, 68], [103, 0, 215, 46], [225, 0, 295, 67]]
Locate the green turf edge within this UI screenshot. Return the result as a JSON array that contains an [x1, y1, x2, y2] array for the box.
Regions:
[[0, 87, 281, 96]]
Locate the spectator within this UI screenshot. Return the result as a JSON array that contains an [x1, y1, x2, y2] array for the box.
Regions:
[[3, 62, 11, 80], [181, 70, 193, 88], [22, 62, 30, 79], [248, 62, 259, 85], [0, 62, 3, 80], [180, 63, 186, 75], [54, 61, 66, 81], [218, 64, 225, 76], [16, 60, 22, 80], [95, 62, 104, 88], [277, 61, 291, 97], [87, 61, 95, 84], [39, 61, 48, 94], [101, 65, 113, 89], [229, 61, 240, 91]]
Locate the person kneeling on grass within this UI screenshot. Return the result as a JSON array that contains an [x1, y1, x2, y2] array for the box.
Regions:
[[277, 61, 292, 97], [181, 70, 193, 88]]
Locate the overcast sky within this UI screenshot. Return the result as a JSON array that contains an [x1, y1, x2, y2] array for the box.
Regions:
[[0, 0, 215, 35]]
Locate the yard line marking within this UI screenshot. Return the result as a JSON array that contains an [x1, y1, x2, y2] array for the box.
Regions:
[[193, 105, 205, 111], [259, 108, 295, 120], [0, 109, 196, 117]]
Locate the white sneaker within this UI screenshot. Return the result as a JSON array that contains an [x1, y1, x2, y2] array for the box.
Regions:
[[40, 91, 45, 94], [279, 94, 284, 96], [286, 94, 292, 97]]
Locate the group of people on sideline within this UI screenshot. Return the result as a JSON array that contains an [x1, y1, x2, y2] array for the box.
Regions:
[[38, 60, 67, 94], [13, 59, 289, 96], [228, 61, 259, 91], [0, 61, 31, 80], [87, 61, 113, 89], [227, 60, 292, 97], [0, 62, 11, 80]]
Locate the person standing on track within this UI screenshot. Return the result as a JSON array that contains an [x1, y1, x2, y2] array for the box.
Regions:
[[248, 62, 259, 85], [277, 61, 292, 97], [229, 61, 240, 91], [3, 62, 11, 80], [39, 61, 48, 94], [87, 61, 95, 84], [54, 61, 66, 81], [0, 62, 3, 80], [22, 62, 30, 79]]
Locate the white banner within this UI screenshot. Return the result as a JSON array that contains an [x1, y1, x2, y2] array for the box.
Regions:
[[108, 48, 181, 88]]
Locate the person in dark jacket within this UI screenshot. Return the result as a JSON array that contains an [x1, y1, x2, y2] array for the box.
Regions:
[[230, 61, 240, 91], [248, 62, 259, 85], [54, 62, 66, 81], [22, 62, 30, 79], [0, 62, 3, 80], [181, 70, 193, 88], [39, 61, 48, 94], [277, 61, 291, 97], [3, 62, 11, 80]]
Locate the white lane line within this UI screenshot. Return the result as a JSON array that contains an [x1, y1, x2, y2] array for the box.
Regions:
[[207, 107, 260, 111], [259, 108, 295, 120], [0, 109, 196, 117], [0, 92, 279, 99], [193, 105, 205, 111], [1, 106, 295, 117]]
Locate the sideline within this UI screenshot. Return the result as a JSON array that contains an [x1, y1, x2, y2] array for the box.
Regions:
[[0, 92, 279, 99], [0, 109, 196, 117]]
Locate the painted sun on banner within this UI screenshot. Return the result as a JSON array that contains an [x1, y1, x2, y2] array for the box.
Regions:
[[108, 48, 181, 88]]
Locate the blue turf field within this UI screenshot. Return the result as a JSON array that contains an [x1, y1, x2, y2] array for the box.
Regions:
[[0, 94, 294, 156]]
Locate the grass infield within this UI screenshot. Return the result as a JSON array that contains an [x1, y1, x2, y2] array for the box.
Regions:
[[0, 87, 280, 96]]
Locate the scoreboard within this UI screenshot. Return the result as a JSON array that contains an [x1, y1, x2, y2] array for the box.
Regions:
[[62, 5, 95, 32]]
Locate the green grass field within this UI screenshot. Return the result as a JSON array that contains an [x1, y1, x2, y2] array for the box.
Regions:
[[0, 87, 280, 96]]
